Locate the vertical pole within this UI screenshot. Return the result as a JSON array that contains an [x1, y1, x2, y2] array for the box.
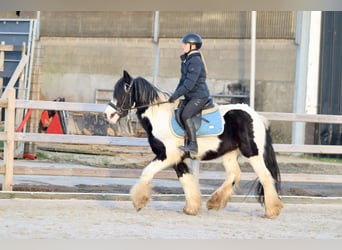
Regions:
[[250, 11, 257, 109], [0, 41, 5, 72], [19, 42, 26, 99], [2, 88, 16, 191], [305, 11, 321, 115], [292, 11, 311, 146], [153, 11, 160, 86], [36, 11, 41, 40], [15, 43, 27, 157], [0, 41, 3, 96]]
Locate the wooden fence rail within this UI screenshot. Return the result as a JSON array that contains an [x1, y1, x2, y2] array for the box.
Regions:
[[1, 88, 342, 191]]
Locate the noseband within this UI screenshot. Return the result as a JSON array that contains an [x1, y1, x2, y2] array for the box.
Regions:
[[107, 101, 129, 117]]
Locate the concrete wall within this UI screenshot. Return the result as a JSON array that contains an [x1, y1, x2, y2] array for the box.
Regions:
[[39, 37, 155, 102], [38, 37, 296, 142], [39, 37, 296, 102]]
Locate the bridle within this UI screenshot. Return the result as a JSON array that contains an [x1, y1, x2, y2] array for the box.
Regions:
[[107, 79, 169, 118], [107, 100, 129, 117], [107, 79, 134, 117]]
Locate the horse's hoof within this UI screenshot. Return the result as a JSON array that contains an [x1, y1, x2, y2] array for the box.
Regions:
[[264, 210, 281, 219], [133, 204, 145, 212], [206, 192, 228, 211], [264, 201, 283, 219], [132, 196, 149, 211], [206, 202, 218, 210], [183, 202, 201, 215], [207, 203, 222, 211], [183, 207, 198, 216]]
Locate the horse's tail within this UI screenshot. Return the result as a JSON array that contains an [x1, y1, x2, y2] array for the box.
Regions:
[[256, 121, 281, 204]]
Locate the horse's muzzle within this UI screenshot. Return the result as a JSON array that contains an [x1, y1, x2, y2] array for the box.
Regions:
[[104, 105, 119, 124]]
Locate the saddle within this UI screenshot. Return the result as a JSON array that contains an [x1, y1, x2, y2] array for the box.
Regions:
[[171, 97, 224, 137]]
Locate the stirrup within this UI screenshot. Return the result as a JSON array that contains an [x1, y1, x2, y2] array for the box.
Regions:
[[188, 141, 198, 156], [178, 144, 197, 159], [178, 145, 188, 152], [178, 136, 188, 152]]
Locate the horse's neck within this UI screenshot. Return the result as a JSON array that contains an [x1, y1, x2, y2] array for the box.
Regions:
[[139, 103, 174, 137], [138, 99, 173, 120]]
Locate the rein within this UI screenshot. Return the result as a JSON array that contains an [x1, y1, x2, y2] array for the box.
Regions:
[[131, 101, 170, 110], [107, 100, 169, 114]]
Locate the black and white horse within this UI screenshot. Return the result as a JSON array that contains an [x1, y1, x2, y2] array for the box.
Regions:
[[104, 70, 283, 219]]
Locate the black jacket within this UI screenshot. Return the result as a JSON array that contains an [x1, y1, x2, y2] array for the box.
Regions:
[[170, 51, 210, 101]]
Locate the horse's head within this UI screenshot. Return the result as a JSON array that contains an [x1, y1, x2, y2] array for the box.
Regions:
[[104, 70, 135, 124]]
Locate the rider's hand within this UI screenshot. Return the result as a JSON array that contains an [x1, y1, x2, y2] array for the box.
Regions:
[[168, 96, 176, 103]]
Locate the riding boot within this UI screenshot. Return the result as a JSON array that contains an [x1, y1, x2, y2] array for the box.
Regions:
[[178, 136, 189, 152], [184, 118, 198, 155]]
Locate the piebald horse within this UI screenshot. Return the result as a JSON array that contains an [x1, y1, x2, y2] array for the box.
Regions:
[[104, 70, 283, 218]]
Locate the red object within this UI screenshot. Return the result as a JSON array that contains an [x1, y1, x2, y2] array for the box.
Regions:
[[45, 112, 64, 134], [15, 109, 38, 160], [16, 109, 33, 132], [23, 153, 37, 160], [39, 110, 51, 129]]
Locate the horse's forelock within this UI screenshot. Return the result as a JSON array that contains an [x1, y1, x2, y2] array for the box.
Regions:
[[113, 77, 127, 99]]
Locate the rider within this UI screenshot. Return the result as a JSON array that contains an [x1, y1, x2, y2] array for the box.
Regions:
[[168, 33, 211, 156]]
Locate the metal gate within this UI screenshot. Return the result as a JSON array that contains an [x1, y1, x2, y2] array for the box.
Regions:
[[0, 18, 36, 100], [315, 11, 342, 157], [0, 18, 37, 156]]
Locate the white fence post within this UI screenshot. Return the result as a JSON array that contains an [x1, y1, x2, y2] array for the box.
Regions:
[[2, 88, 16, 191]]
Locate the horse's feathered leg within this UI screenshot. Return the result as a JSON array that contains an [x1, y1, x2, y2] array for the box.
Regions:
[[131, 156, 201, 215], [206, 150, 241, 210], [248, 155, 283, 219], [174, 161, 202, 215], [243, 119, 283, 219], [130, 158, 172, 211], [218, 108, 283, 218]]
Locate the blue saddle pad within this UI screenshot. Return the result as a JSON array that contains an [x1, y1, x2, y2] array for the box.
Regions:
[[171, 109, 223, 137]]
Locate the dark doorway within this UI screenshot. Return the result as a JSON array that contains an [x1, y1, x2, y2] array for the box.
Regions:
[[315, 11, 342, 158]]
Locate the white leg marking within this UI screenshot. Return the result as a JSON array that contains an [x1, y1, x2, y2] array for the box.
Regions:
[[249, 156, 283, 218], [179, 173, 202, 215], [130, 159, 174, 211], [207, 150, 241, 210]]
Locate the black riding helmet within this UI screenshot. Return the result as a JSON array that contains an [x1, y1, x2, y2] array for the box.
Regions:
[[182, 33, 202, 49]]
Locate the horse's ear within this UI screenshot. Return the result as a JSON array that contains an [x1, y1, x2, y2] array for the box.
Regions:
[[123, 70, 131, 82]]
